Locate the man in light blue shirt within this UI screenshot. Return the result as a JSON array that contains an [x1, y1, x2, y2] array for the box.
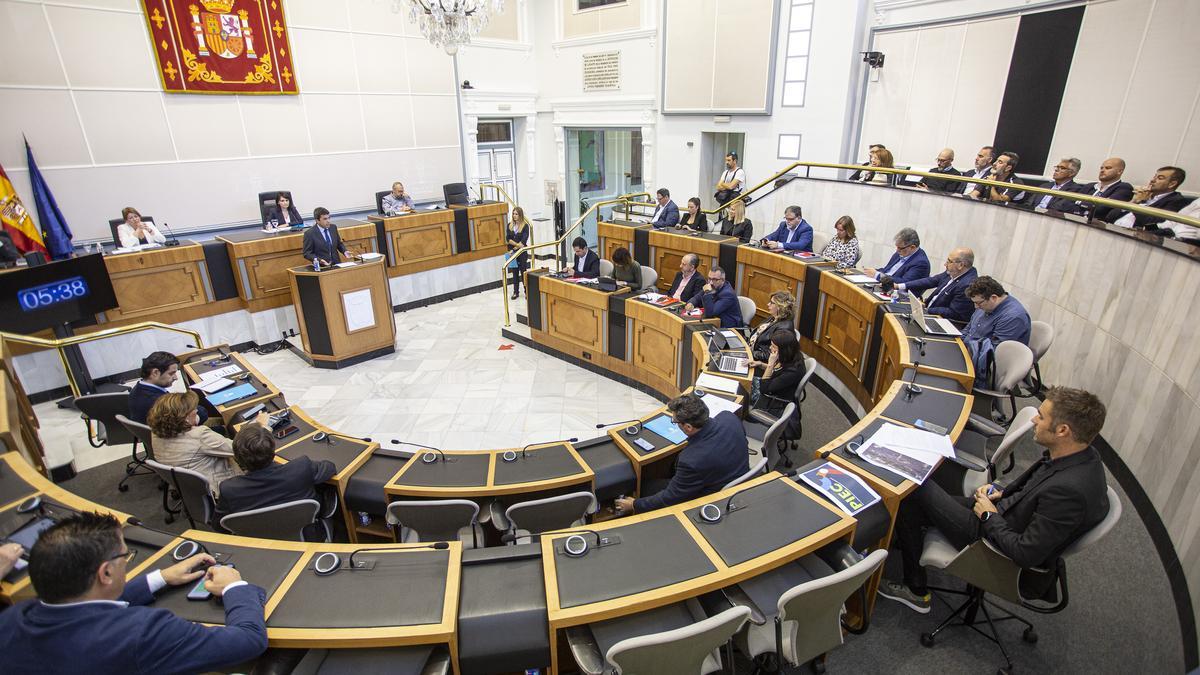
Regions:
[[962, 276, 1031, 384], [382, 181, 414, 215]]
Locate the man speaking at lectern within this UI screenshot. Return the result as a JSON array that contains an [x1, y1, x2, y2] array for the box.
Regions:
[[302, 207, 346, 267]]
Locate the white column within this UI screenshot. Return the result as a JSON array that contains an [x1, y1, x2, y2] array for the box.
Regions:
[[463, 113, 480, 191], [524, 114, 537, 178], [554, 124, 566, 194], [640, 124, 655, 193]]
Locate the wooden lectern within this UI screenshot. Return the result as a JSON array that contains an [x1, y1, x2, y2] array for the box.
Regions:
[[287, 257, 395, 369]]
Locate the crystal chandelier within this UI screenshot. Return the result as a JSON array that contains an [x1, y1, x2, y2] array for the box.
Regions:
[[396, 0, 505, 55]]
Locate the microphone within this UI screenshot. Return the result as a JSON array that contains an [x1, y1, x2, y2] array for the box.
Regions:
[[553, 529, 621, 558], [171, 538, 213, 562], [698, 493, 748, 523], [505, 437, 580, 462], [597, 419, 642, 436], [820, 434, 864, 460], [418, 447, 447, 464], [315, 542, 450, 576], [902, 365, 923, 402], [912, 337, 927, 356], [160, 221, 181, 247]]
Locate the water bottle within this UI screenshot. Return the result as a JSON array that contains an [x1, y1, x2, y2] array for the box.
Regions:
[[313, 255, 320, 272], [358, 511, 371, 526]]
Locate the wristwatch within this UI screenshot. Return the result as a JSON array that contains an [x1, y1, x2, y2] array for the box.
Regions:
[[980, 511, 993, 523]]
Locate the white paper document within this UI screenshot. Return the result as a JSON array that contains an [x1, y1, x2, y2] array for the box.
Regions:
[[843, 274, 876, 284], [720, 330, 741, 342], [699, 393, 742, 419], [867, 422, 956, 459], [359, 252, 384, 260], [639, 292, 667, 302], [695, 372, 740, 394], [191, 377, 234, 394], [334, 262, 357, 268], [342, 288, 376, 332], [200, 365, 243, 380], [853, 422, 954, 484]]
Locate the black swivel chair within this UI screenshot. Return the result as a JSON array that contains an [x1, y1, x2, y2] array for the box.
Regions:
[[375, 190, 390, 215], [443, 183, 469, 206], [257, 190, 295, 227], [107, 217, 157, 248]]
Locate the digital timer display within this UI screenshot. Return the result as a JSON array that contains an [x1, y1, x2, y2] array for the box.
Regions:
[[17, 276, 90, 311]]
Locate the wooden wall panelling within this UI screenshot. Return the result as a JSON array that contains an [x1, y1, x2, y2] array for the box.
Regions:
[[626, 300, 686, 398], [104, 244, 211, 322], [647, 231, 728, 294]]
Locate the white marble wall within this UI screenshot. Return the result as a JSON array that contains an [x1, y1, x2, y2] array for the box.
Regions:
[[11, 255, 507, 395], [789, 178, 1200, 618]]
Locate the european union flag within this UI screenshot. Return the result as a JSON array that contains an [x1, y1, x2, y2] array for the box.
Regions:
[[24, 139, 73, 260]]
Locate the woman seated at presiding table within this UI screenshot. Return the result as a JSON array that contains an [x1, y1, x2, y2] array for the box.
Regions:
[[266, 192, 303, 229], [718, 198, 753, 243], [148, 392, 268, 498], [610, 246, 642, 289], [116, 207, 167, 248], [746, 290, 797, 364], [749, 330, 807, 431], [819, 215, 861, 269], [678, 197, 708, 232]]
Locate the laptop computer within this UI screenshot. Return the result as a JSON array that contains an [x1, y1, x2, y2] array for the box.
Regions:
[[909, 296, 961, 337], [707, 341, 750, 375]]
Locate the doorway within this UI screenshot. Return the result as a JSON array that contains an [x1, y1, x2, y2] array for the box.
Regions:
[[565, 128, 644, 247], [700, 132, 746, 209], [477, 119, 517, 204]]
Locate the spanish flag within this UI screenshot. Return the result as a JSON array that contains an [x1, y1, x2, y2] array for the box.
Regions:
[[0, 160, 47, 256]]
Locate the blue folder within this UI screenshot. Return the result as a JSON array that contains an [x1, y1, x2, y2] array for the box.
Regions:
[[205, 382, 257, 406], [643, 414, 687, 445]]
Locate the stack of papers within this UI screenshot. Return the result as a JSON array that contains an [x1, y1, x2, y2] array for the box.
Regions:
[[854, 422, 955, 484], [843, 274, 876, 284], [359, 252, 384, 260], [191, 365, 242, 394], [696, 372, 740, 394], [698, 393, 741, 419]]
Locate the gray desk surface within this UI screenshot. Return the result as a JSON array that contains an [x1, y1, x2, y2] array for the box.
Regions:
[[684, 478, 843, 567], [393, 453, 490, 488], [492, 444, 583, 485], [882, 383, 966, 432], [0, 463, 35, 507], [907, 337, 968, 373], [553, 516, 716, 609], [268, 550, 449, 629], [625, 414, 682, 456], [278, 436, 371, 474], [150, 542, 304, 625]]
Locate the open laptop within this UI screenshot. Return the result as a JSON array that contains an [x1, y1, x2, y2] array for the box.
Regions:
[[707, 340, 750, 375], [909, 296, 961, 337]]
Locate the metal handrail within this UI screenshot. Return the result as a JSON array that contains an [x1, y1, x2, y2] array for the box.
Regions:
[[0, 322, 205, 399], [479, 183, 517, 209], [501, 191, 650, 326]]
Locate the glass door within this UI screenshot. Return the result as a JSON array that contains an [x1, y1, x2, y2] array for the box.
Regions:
[[565, 128, 643, 248]]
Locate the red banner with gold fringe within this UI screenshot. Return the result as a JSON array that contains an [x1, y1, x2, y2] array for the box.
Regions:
[[141, 0, 298, 94]]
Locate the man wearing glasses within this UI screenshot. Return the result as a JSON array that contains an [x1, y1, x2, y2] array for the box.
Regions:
[[1031, 157, 1089, 213], [961, 276, 1031, 385], [0, 512, 268, 674], [864, 227, 931, 285], [684, 266, 743, 328], [894, 247, 979, 323], [916, 148, 962, 193], [762, 205, 813, 252]]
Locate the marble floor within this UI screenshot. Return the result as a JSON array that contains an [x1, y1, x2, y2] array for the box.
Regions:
[[37, 289, 662, 472]]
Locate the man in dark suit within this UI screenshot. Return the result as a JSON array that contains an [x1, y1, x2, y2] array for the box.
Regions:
[[615, 394, 748, 515], [1029, 157, 1090, 212], [916, 148, 962, 193], [649, 188, 680, 229], [762, 205, 813, 252], [301, 207, 346, 266], [1105, 166, 1191, 230], [864, 227, 931, 285], [685, 266, 743, 328], [879, 387, 1110, 613], [667, 253, 705, 301], [0, 511, 268, 673], [969, 151, 1025, 203], [129, 351, 208, 425], [570, 236, 600, 278], [214, 423, 336, 528], [1085, 157, 1134, 221], [897, 247, 979, 323], [958, 146, 995, 195]]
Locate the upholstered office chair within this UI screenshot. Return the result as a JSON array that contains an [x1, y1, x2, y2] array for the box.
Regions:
[[950, 406, 1039, 497], [746, 402, 795, 471], [492, 491, 597, 545], [386, 499, 485, 549], [107, 217, 156, 248], [144, 459, 215, 529], [375, 190, 390, 215], [74, 394, 142, 491], [640, 265, 658, 291], [918, 486, 1122, 674], [969, 341, 1033, 428], [566, 598, 749, 675], [812, 231, 831, 254], [220, 499, 325, 542], [257, 190, 294, 227], [598, 259, 614, 277], [737, 296, 757, 325], [723, 456, 768, 490], [112, 413, 176, 508], [725, 549, 887, 672], [1020, 321, 1055, 396]]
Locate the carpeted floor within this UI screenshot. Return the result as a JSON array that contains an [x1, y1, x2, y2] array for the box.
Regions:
[[62, 383, 1185, 674]]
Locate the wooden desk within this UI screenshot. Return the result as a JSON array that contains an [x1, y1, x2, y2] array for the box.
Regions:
[[288, 257, 396, 369], [736, 245, 834, 323], [369, 202, 508, 277], [102, 242, 218, 324], [219, 220, 380, 312], [529, 274, 632, 376], [647, 230, 735, 294], [597, 219, 647, 262], [623, 297, 717, 397], [809, 272, 885, 407], [541, 472, 854, 673], [383, 442, 594, 501], [180, 349, 284, 426]]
